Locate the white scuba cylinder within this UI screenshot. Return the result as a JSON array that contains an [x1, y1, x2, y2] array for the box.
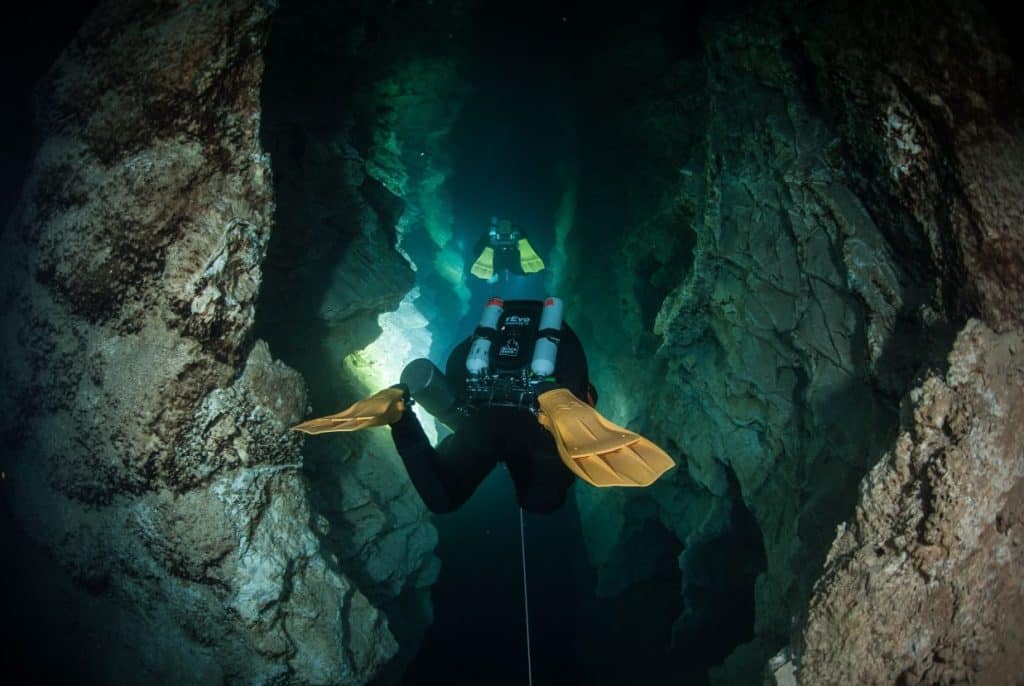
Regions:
[[530, 296, 563, 376], [466, 297, 504, 375]]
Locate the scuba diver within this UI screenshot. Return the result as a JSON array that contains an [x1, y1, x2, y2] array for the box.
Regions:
[[293, 297, 675, 514], [469, 217, 546, 283]]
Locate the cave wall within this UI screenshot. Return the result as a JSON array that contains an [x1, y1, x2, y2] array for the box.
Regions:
[[559, 1, 1023, 683], [2, 0, 1020, 683], [254, 1, 475, 672], [783, 1, 1024, 682], [796, 0, 1024, 331], [0, 1, 405, 682], [795, 320, 1024, 684]]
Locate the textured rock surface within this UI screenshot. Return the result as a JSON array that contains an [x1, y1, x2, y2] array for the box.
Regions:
[[255, 3, 447, 672], [796, 320, 1024, 684], [797, 0, 1024, 331], [786, 3, 1024, 682], [559, 1, 1023, 683], [570, 6, 925, 678], [365, 54, 471, 336], [0, 1, 414, 682]]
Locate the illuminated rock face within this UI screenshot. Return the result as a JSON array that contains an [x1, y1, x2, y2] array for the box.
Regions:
[[0, 1, 410, 683], [798, 320, 1024, 684], [255, 2, 452, 675]]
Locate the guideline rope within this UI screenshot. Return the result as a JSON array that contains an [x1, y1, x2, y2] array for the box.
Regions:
[[519, 507, 534, 686]]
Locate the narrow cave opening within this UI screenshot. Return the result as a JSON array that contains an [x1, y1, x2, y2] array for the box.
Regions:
[[0, 0, 1018, 684], [251, 1, 959, 684], [252, 1, 769, 684]]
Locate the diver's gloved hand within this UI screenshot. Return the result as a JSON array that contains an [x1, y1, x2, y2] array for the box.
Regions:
[[292, 387, 406, 435], [536, 388, 676, 488]]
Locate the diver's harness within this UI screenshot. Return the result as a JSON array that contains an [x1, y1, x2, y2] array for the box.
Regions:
[[398, 297, 564, 426], [463, 297, 562, 415]]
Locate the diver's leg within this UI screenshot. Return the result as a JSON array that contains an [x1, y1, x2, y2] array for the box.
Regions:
[[390, 410, 497, 513], [433, 425, 500, 511], [509, 421, 575, 514], [389, 411, 452, 512]]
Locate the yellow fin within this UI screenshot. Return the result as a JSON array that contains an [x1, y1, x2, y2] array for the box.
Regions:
[[517, 238, 545, 273], [470, 246, 495, 279], [292, 388, 405, 434], [536, 388, 676, 487]]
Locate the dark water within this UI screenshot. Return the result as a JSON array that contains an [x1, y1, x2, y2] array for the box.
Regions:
[[399, 470, 693, 686], [403, 469, 578, 685], [0, 1, 97, 225]]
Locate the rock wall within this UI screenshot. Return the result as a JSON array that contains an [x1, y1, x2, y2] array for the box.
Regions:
[[784, 1, 1024, 682], [255, 2, 458, 672], [559, 1, 1023, 683], [796, 320, 1024, 684], [0, 1, 414, 682], [796, 0, 1024, 332]]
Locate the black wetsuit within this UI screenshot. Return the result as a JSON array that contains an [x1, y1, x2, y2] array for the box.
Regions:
[[389, 314, 591, 515]]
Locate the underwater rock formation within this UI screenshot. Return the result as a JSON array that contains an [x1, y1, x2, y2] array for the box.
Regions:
[[560, 1, 1023, 683], [2, 0, 1020, 683], [364, 55, 471, 336], [782, 2, 1024, 682], [0, 1, 421, 683], [796, 0, 1024, 332], [797, 320, 1024, 684], [256, 1, 457, 674]]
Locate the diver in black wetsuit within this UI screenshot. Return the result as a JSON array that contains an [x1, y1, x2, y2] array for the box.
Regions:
[[388, 308, 592, 513], [293, 298, 675, 514]]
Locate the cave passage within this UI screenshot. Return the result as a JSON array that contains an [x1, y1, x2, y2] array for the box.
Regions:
[[2, 0, 1019, 683], [255, 1, 762, 684]]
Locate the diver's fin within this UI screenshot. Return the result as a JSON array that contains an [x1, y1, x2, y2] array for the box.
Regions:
[[517, 238, 545, 273], [536, 388, 675, 487], [292, 387, 405, 434], [470, 246, 495, 280]]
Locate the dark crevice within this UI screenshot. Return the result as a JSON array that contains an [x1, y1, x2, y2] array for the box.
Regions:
[[674, 466, 766, 673]]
